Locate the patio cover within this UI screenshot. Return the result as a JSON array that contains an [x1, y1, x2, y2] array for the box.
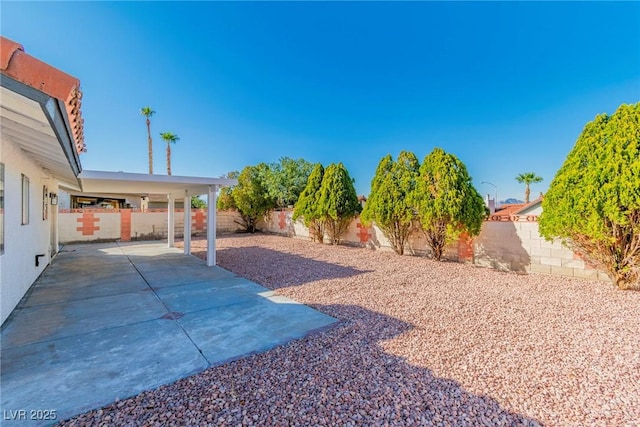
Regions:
[[74, 170, 237, 266]]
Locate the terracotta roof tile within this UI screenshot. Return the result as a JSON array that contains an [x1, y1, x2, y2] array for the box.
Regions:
[[0, 36, 85, 154], [494, 203, 526, 218], [0, 37, 23, 70]]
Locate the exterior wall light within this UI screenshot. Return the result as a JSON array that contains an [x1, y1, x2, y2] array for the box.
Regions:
[[49, 193, 58, 205]]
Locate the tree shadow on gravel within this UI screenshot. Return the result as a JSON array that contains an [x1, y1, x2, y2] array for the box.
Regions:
[[59, 304, 542, 426], [199, 246, 372, 289]]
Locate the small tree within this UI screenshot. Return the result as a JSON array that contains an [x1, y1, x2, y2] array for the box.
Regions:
[[191, 196, 206, 209], [539, 103, 640, 290], [261, 157, 314, 209], [293, 163, 325, 242], [316, 163, 362, 245], [217, 171, 239, 211], [361, 151, 420, 255], [416, 148, 486, 260], [229, 165, 275, 233], [515, 172, 543, 203]]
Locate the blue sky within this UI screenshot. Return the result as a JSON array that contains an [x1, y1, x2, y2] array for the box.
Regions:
[[3, 2, 639, 201]]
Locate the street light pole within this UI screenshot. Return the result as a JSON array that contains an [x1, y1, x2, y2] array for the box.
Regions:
[[481, 181, 498, 207]]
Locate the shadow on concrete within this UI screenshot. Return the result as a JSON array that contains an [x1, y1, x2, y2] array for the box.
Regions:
[[474, 222, 531, 273], [60, 304, 542, 426], [203, 245, 372, 289]]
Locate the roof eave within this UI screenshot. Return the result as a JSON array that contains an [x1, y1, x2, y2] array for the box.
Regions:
[[1, 74, 82, 183]]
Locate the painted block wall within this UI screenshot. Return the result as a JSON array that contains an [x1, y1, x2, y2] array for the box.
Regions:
[[474, 219, 608, 281], [58, 209, 243, 243], [260, 210, 461, 261], [217, 211, 242, 233], [260, 210, 608, 282], [1, 139, 56, 324], [131, 211, 182, 240], [57, 206, 610, 284], [58, 210, 121, 242]]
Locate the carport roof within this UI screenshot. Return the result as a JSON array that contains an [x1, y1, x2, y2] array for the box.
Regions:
[[76, 170, 237, 197]]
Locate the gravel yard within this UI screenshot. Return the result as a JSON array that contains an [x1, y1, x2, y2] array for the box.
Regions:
[[62, 234, 640, 426]]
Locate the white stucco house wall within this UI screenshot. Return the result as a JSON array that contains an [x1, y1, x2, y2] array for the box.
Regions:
[[0, 36, 86, 324], [0, 36, 236, 325]]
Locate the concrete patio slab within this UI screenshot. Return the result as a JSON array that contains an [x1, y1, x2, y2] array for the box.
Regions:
[[1, 319, 209, 424], [2, 290, 167, 348], [178, 296, 336, 364], [141, 265, 237, 288], [23, 271, 149, 307], [1, 241, 337, 425], [155, 278, 266, 313]]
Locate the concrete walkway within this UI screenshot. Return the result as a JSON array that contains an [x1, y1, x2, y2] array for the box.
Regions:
[[1, 242, 336, 425]]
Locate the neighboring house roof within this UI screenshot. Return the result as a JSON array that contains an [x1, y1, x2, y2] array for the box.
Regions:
[[489, 196, 544, 221], [513, 195, 543, 216], [491, 203, 526, 219], [1, 36, 85, 155]]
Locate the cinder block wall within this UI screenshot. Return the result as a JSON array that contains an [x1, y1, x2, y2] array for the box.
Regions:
[[59, 209, 243, 243], [58, 209, 121, 242], [59, 208, 608, 282], [260, 210, 462, 261], [131, 211, 179, 239], [217, 211, 242, 232], [260, 210, 608, 282], [474, 219, 608, 281]]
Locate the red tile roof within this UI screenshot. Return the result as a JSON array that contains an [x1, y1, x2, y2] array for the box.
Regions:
[[1, 36, 86, 154], [492, 203, 526, 219], [488, 195, 544, 221]]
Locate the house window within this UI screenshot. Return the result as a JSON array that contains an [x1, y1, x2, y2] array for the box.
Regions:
[[0, 163, 4, 254], [22, 174, 30, 225], [42, 185, 48, 220]]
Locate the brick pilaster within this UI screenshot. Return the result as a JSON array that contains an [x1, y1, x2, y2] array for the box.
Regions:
[[120, 209, 131, 242]]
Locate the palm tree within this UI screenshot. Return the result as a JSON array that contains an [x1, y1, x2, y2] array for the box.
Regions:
[[140, 107, 155, 174], [159, 132, 180, 175], [515, 172, 543, 203]]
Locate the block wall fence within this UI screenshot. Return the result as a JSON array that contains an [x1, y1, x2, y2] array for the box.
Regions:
[[58, 208, 608, 283], [58, 209, 240, 242]]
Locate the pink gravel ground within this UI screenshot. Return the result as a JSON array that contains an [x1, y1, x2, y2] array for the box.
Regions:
[[62, 234, 640, 426]]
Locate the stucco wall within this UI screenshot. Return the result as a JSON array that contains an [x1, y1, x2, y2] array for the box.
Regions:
[[1, 139, 57, 324]]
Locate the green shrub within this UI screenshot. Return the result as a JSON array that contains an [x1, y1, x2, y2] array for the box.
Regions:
[[539, 103, 640, 289], [361, 151, 420, 255]]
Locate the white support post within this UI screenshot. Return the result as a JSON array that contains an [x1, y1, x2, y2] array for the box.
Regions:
[[184, 191, 191, 255], [206, 185, 218, 267], [167, 195, 175, 247]]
